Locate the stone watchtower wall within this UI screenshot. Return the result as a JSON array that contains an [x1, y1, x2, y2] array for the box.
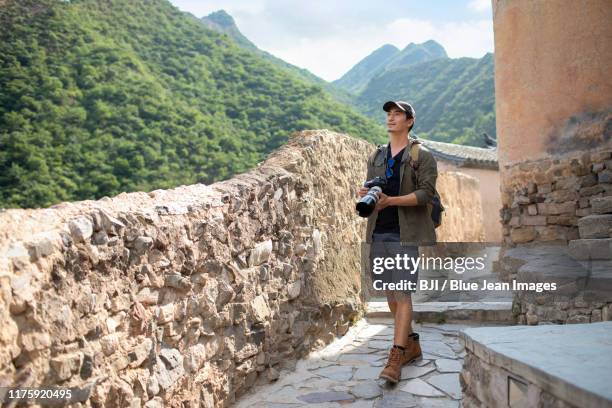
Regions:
[[495, 0, 612, 245], [493, 0, 612, 325], [0, 130, 484, 407]]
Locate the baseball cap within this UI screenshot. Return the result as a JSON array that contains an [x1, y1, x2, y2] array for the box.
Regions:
[[383, 100, 415, 118]]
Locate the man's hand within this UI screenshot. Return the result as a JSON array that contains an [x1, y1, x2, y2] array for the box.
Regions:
[[375, 192, 392, 210], [357, 187, 369, 198]]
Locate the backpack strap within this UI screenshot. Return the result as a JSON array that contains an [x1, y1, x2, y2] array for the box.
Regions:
[[409, 140, 420, 171], [368, 144, 385, 164]]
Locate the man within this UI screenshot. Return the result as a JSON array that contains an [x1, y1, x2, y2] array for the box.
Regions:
[[357, 100, 438, 383]]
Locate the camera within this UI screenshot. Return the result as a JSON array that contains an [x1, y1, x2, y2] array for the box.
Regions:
[[356, 176, 387, 217]]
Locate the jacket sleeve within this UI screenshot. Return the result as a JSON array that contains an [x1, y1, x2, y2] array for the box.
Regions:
[[413, 149, 437, 205]]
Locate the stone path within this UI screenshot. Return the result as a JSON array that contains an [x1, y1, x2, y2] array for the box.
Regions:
[[235, 317, 475, 407]]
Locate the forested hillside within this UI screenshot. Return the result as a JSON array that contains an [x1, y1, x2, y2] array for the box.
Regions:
[[199, 9, 355, 105], [357, 53, 495, 146], [197, 11, 497, 147], [0, 0, 384, 208], [333, 41, 448, 94]]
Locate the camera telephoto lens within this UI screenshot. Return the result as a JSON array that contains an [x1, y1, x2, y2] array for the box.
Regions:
[[356, 186, 382, 217]]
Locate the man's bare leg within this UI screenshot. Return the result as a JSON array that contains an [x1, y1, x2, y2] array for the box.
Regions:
[[388, 299, 397, 318], [391, 293, 414, 347]]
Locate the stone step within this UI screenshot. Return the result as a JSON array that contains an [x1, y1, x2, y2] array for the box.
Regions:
[[365, 301, 515, 323], [577, 214, 612, 238], [591, 196, 612, 214], [568, 238, 612, 260], [461, 322, 612, 408]]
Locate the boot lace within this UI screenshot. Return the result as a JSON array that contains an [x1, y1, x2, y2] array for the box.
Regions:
[[385, 347, 402, 367]]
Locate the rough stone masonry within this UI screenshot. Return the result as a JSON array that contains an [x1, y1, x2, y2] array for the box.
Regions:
[[0, 130, 484, 407]]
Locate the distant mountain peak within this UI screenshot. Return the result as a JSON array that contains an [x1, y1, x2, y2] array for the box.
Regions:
[[332, 44, 400, 92], [423, 39, 441, 46], [205, 9, 235, 28], [399, 40, 446, 56], [378, 44, 400, 53], [334, 39, 449, 92], [201, 9, 256, 50]]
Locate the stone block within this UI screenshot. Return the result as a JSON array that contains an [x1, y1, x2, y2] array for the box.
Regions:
[[129, 338, 153, 368], [249, 240, 273, 266], [536, 202, 576, 215], [579, 185, 604, 196], [538, 183, 552, 194], [160, 348, 182, 369], [520, 215, 547, 226], [576, 208, 592, 217], [568, 239, 612, 260], [50, 353, 82, 381], [96, 209, 126, 236], [592, 163, 605, 173], [547, 215, 577, 226], [511, 227, 536, 243], [580, 173, 598, 187], [598, 170, 612, 183], [164, 274, 191, 290], [251, 295, 270, 322], [100, 333, 121, 356], [536, 225, 578, 241], [27, 232, 61, 261], [566, 315, 590, 324], [287, 281, 301, 300], [553, 176, 579, 191], [132, 236, 154, 256], [579, 197, 590, 208], [577, 214, 612, 238], [462, 322, 612, 407], [591, 196, 612, 214], [154, 354, 184, 391], [69, 216, 94, 243]]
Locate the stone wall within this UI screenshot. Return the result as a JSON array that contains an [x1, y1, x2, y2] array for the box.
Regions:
[[493, 0, 612, 166], [0, 129, 486, 407], [493, 0, 612, 326], [435, 172, 485, 243], [494, 0, 612, 245], [462, 353, 582, 408], [0, 130, 369, 407], [500, 143, 612, 245], [437, 162, 500, 242], [461, 323, 612, 408]]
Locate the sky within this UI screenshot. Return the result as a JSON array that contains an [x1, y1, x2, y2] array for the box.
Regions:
[[169, 0, 494, 82]]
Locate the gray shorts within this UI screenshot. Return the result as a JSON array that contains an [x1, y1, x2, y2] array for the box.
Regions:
[[370, 232, 419, 296]]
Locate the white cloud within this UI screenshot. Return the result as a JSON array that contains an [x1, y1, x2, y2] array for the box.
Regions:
[[468, 0, 492, 13], [435, 20, 494, 58], [169, 1, 494, 81], [259, 18, 493, 81]]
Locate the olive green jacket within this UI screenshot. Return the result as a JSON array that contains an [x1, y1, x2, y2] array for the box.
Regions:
[[364, 138, 438, 245]]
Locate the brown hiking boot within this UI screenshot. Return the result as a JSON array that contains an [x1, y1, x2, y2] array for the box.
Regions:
[[401, 332, 422, 365], [379, 346, 403, 383]]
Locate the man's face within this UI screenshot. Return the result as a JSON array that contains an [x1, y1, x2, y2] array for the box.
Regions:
[[386, 107, 413, 133]]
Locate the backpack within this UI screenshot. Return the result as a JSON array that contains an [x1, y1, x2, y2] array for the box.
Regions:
[[408, 142, 445, 228]]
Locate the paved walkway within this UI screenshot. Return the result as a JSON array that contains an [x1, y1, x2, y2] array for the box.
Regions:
[[236, 317, 475, 407]]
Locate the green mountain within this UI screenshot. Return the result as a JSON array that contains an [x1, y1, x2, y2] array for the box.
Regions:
[[385, 40, 448, 70], [196, 11, 494, 146], [0, 0, 384, 209], [356, 53, 495, 146], [200, 10, 258, 51], [333, 41, 448, 94], [199, 9, 355, 105], [332, 44, 399, 94]]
